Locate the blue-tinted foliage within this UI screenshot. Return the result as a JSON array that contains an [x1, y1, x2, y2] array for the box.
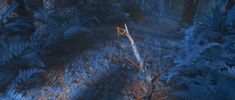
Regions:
[[6, 68, 45, 99], [6, 87, 26, 100], [0, 0, 234, 99], [15, 68, 45, 84], [0, 2, 45, 98], [166, 3, 235, 99], [0, 3, 18, 22]]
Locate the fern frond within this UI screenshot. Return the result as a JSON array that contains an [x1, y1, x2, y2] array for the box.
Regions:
[[6, 87, 26, 100], [0, 3, 18, 22], [21, 52, 45, 67], [15, 68, 45, 83], [0, 38, 29, 65], [6, 68, 45, 100]]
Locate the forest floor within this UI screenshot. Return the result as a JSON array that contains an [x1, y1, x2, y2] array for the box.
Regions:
[[24, 14, 182, 99], [1, 1, 235, 100]]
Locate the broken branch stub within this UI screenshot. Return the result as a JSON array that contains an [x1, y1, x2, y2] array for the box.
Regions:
[[124, 24, 144, 71], [116, 24, 152, 83]]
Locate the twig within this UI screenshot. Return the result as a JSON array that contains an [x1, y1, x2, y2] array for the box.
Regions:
[[127, 58, 140, 70]]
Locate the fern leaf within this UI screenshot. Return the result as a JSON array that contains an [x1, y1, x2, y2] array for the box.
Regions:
[[0, 3, 18, 22], [15, 68, 45, 83], [21, 52, 45, 67], [6, 87, 26, 100], [0, 39, 29, 65]]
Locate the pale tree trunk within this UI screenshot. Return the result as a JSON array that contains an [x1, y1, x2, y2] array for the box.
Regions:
[[124, 24, 152, 83]]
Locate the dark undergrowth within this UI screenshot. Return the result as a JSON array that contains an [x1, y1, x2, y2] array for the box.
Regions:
[[0, 0, 235, 100]]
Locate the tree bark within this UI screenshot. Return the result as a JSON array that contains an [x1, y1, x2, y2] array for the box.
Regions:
[[7, 0, 31, 16], [180, 0, 199, 27], [225, 0, 235, 11], [16, 0, 31, 16]]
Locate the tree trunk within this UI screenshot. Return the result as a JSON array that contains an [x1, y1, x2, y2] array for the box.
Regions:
[[7, 0, 31, 16], [180, 0, 199, 27], [16, 0, 31, 16], [225, 0, 235, 11]]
